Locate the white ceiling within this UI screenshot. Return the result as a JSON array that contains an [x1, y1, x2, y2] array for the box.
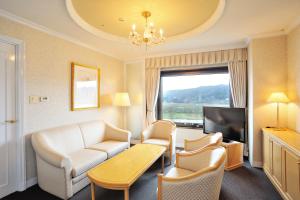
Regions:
[[0, 0, 299, 61]]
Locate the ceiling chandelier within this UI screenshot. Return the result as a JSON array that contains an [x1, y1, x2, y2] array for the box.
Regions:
[[129, 11, 165, 46]]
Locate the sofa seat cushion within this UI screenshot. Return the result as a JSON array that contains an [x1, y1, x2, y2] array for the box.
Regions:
[[165, 167, 194, 178], [143, 139, 170, 148], [69, 149, 107, 177], [72, 172, 87, 184], [87, 140, 129, 158]]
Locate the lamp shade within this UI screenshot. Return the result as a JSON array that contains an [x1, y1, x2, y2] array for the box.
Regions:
[[267, 92, 289, 103], [113, 92, 131, 106]]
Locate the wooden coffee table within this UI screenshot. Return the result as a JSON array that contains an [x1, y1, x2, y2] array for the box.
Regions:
[[87, 144, 166, 200]]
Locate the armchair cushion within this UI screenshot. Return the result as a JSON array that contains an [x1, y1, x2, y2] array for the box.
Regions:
[[69, 149, 107, 177], [165, 167, 194, 178], [87, 140, 129, 158], [143, 138, 170, 148]]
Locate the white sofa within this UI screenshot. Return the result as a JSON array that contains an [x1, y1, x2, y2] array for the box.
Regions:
[[31, 120, 131, 199]]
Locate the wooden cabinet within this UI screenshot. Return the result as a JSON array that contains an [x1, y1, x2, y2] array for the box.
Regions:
[[263, 133, 271, 173], [271, 139, 283, 187], [283, 148, 300, 200], [262, 128, 300, 200]]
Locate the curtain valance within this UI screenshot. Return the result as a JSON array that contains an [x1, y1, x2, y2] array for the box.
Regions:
[[145, 48, 247, 69]]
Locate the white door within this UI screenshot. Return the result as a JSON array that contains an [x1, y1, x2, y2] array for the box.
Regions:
[[0, 41, 18, 198]]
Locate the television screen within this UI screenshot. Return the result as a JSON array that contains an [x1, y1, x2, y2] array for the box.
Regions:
[[203, 106, 246, 143]]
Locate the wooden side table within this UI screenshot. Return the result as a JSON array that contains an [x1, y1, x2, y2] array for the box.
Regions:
[[222, 141, 244, 170]]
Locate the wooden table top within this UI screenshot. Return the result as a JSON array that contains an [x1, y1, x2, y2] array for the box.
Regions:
[[262, 128, 300, 156], [87, 144, 166, 189]]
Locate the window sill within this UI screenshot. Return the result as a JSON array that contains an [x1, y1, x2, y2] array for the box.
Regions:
[[176, 125, 203, 130]]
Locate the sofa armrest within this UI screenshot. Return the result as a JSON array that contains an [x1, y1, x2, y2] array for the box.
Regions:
[[105, 123, 131, 142], [31, 134, 71, 169]]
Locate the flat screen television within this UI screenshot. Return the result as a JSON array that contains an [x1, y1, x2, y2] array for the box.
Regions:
[[203, 106, 246, 143]]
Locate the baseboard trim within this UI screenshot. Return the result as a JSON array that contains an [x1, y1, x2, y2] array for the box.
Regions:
[[26, 177, 37, 188], [250, 161, 263, 168]]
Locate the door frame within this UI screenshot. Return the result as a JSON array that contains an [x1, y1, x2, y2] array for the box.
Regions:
[[0, 34, 26, 191]]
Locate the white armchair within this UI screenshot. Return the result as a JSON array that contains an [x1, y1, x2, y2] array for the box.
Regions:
[[157, 146, 226, 200], [184, 132, 223, 152], [141, 120, 176, 162]]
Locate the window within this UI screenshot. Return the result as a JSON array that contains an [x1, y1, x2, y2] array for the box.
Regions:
[[157, 67, 231, 128]]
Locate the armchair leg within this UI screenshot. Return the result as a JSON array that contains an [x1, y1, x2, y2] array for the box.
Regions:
[[169, 150, 172, 165], [161, 155, 164, 174]]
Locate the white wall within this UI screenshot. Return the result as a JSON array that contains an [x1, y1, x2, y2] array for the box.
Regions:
[[125, 61, 145, 139], [0, 16, 125, 181], [248, 35, 288, 167], [287, 25, 300, 132]]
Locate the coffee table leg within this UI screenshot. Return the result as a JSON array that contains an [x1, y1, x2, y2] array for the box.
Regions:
[[161, 155, 165, 174], [124, 188, 129, 200], [91, 182, 95, 200]]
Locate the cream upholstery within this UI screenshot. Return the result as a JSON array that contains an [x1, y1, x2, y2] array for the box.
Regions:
[[87, 140, 129, 158], [35, 124, 85, 154], [184, 132, 223, 152], [31, 120, 131, 199], [143, 138, 170, 147], [157, 146, 226, 200], [79, 121, 106, 147], [69, 149, 107, 177], [141, 120, 176, 162], [165, 167, 194, 178]]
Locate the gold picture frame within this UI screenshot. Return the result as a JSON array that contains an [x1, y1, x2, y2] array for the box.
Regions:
[[71, 62, 100, 111]]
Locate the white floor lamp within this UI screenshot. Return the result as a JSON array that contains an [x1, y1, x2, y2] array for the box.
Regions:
[[113, 92, 131, 129], [267, 92, 289, 130]]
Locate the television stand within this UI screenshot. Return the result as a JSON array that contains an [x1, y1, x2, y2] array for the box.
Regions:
[[221, 140, 244, 171]]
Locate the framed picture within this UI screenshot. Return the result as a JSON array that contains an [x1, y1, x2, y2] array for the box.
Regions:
[[71, 63, 100, 111]]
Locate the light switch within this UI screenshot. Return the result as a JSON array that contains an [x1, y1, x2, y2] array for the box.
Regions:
[[29, 96, 40, 104], [40, 96, 49, 102]]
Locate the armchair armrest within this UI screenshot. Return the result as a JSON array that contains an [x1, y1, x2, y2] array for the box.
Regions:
[[105, 123, 131, 142], [176, 146, 225, 172], [31, 133, 71, 169], [184, 135, 208, 151], [184, 132, 222, 151]]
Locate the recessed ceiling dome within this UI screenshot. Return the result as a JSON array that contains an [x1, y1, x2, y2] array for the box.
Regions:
[[66, 0, 225, 42]]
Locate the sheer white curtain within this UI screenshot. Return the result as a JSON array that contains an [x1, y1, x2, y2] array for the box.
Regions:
[[228, 61, 247, 108], [145, 67, 160, 125]]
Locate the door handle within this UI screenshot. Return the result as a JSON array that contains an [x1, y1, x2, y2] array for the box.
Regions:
[[0, 120, 17, 125], [5, 120, 17, 124]]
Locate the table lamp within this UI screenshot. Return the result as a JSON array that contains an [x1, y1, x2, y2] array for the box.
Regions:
[[267, 92, 289, 130]]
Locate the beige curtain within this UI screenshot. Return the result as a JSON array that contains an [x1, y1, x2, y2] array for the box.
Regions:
[[145, 48, 247, 69], [228, 61, 247, 108], [145, 68, 160, 125], [145, 48, 248, 125]]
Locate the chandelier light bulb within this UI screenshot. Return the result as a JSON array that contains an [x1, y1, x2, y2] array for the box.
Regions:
[[159, 29, 164, 36], [132, 24, 136, 31], [149, 22, 154, 27]]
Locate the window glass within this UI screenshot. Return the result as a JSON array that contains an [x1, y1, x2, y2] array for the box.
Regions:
[[158, 68, 230, 127]]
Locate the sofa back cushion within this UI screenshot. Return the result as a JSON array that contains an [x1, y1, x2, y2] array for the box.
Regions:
[[38, 124, 84, 154], [79, 120, 106, 147]]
